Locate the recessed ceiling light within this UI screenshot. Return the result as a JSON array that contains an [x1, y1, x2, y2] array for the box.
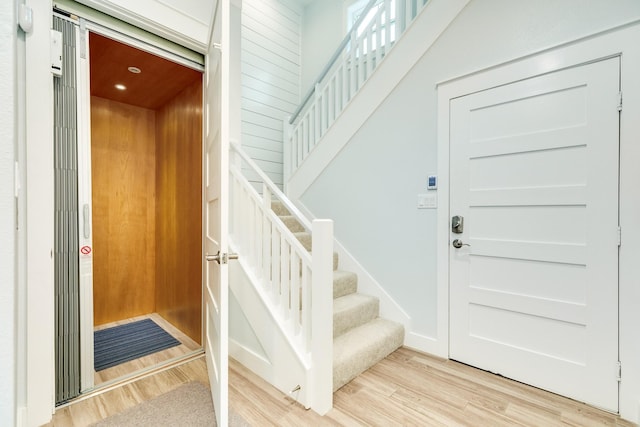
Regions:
[[128, 66, 141, 74], [115, 84, 126, 91]]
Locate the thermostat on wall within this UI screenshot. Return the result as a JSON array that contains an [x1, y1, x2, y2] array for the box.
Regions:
[[427, 175, 437, 190]]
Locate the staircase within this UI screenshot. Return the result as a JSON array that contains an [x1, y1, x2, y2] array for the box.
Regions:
[[272, 201, 404, 392]]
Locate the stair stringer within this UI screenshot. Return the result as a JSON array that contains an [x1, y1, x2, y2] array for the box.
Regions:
[[294, 201, 411, 336], [286, 0, 471, 201], [228, 247, 312, 408]]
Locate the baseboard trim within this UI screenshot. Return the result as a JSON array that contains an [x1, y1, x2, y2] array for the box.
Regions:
[[404, 332, 447, 358]]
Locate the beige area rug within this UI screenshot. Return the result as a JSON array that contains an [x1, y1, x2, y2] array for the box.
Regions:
[[91, 382, 250, 427]]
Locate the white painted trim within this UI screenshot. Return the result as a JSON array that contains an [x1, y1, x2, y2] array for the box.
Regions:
[[228, 338, 272, 379], [75, 0, 209, 53], [287, 0, 471, 201], [405, 332, 443, 357], [437, 21, 640, 423], [75, 23, 95, 394], [25, 0, 55, 424]]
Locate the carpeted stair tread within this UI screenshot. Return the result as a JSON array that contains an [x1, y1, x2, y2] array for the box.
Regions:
[[333, 318, 404, 392], [271, 200, 290, 216], [333, 270, 357, 298], [293, 231, 312, 251], [333, 293, 379, 338], [280, 215, 305, 233]]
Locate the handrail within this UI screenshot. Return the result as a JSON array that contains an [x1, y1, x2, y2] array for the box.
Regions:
[[289, 0, 380, 124], [230, 140, 312, 231]]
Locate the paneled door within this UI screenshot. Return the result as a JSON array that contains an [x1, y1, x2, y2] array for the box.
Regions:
[[204, 0, 230, 425], [449, 58, 620, 411]]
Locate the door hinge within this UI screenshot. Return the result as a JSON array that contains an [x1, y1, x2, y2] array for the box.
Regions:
[[616, 361, 622, 382], [617, 226, 622, 247], [617, 91, 623, 111]]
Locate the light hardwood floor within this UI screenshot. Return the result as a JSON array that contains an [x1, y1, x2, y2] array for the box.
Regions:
[[48, 347, 634, 427], [93, 313, 201, 386]]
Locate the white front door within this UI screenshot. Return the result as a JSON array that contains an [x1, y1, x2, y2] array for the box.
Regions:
[[204, 1, 230, 425], [449, 58, 620, 411]]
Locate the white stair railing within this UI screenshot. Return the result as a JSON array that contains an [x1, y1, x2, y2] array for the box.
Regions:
[[229, 141, 334, 414], [284, 0, 429, 181]]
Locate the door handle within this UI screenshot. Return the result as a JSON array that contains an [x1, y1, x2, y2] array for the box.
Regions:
[[205, 251, 239, 264], [452, 239, 470, 249]]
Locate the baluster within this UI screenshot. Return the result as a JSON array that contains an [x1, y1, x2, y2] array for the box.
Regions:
[[292, 128, 299, 169], [280, 237, 290, 315], [314, 83, 321, 145], [328, 75, 336, 125], [385, 0, 392, 49], [283, 116, 292, 186], [301, 264, 311, 351], [321, 85, 328, 134], [290, 250, 300, 334], [358, 36, 365, 89], [262, 184, 272, 287], [366, 23, 374, 78], [375, 7, 383, 67], [397, 0, 406, 36], [271, 226, 281, 303], [239, 185, 247, 253], [302, 116, 309, 160], [247, 196, 255, 266], [406, 0, 414, 28], [350, 30, 357, 99], [342, 61, 349, 109]]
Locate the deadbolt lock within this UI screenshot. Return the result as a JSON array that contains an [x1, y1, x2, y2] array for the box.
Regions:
[[452, 215, 464, 234]]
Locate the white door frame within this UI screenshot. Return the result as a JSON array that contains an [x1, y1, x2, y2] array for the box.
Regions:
[[22, 3, 207, 424], [436, 22, 640, 421], [74, 20, 206, 394]]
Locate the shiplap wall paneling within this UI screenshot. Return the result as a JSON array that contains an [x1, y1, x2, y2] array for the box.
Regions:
[[241, 0, 302, 189]]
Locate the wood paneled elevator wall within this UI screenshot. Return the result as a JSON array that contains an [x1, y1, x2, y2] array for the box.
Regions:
[[155, 79, 203, 344]]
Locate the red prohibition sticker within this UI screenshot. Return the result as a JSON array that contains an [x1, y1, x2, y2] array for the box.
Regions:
[[80, 246, 92, 255]]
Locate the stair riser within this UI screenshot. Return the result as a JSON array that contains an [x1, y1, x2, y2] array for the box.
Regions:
[[333, 320, 404, 392], [333, 298, 379, 338], [333, 271, 357, 298]]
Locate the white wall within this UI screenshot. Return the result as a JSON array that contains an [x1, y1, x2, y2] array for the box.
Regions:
[[300, 0, 343, 91], [240, 0, 302, 188], [300, 0, 640, 419], [0, 1, 17, 425]]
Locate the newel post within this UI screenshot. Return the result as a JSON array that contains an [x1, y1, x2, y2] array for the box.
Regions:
[[310, 219, 333, 415]]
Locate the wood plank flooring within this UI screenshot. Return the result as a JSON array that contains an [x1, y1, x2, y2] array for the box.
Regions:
[[48, 347, 634, 426], [93, 313, 201, 386]]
